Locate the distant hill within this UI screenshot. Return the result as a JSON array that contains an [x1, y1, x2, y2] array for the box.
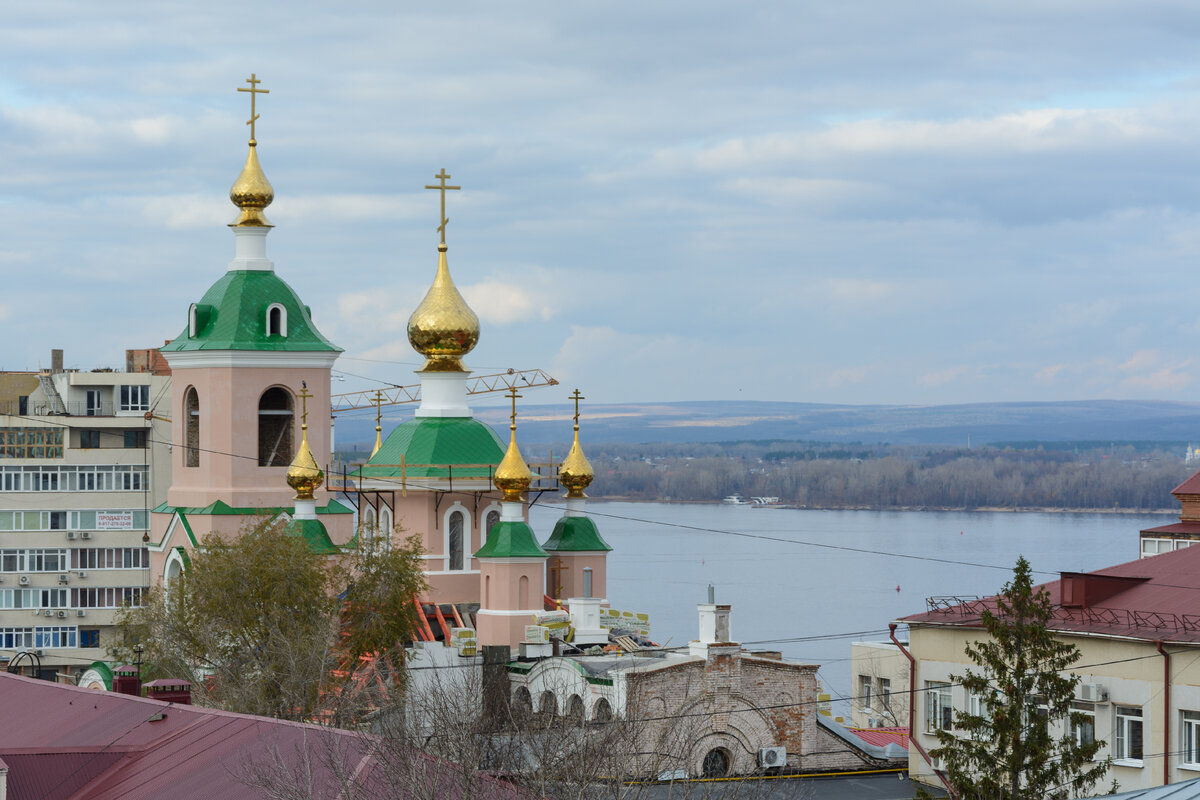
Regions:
[[333, 398, 1200, 451]]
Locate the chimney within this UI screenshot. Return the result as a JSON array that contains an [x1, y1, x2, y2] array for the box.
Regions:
[[143, 678, 193, 705], [112, 664, 141, 697], [50, 349, 63, 374], [690, 586, 736, 659]]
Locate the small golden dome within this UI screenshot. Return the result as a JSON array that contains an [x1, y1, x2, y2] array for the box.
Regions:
[[493, 426, 532, 502], [287, 425, 324, 500], [559, 426, 594, 499], [229, 142, 274, 227], [407, 244, 480, 372]]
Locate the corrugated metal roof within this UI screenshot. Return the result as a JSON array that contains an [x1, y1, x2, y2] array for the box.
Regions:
[[903, 543, 1200, 644], [1081, 776, 1200, 799], [0, 672, 528, 800], [846, 726, 908, 749], [1141, 522, 1200, 536]]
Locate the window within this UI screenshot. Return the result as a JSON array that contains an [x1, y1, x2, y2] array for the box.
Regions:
[[486, 509, 500, 541], [1183, 711, 1200, 767], [448, 511, 464, 571], [967, 690, 988, 718], [80, 629, 100, 648], [266, 303, 287, 337], [258, 388, 294, 467], [124, 430, 147, 449], [859, 675, 873, 710], [925, 681, 952, 732], [0, 427, 64, 459], [1071, 702, 1096, 747], [80, 430, 100, 449], [1114, 705, 1143, 763], [185, 387, 200, 467], [34, 626, 76, 648], [119, 385, 150, 412], [878, 678, 892, 710]]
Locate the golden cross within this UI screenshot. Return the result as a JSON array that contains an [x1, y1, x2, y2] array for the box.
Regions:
[[237, 73, 269, 142], [424, 168, 461, 244], [569, 389, 585, 428], [297, 385, 313, 427], [373, 390, 384, 427], [506, 387, 522, 430], [548, 557, 568, 599]]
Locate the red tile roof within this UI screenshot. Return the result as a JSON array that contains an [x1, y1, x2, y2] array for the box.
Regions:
[[847, 726, 908, 749], [0, 672, 529, 800], [902, 543, 1200, 644]]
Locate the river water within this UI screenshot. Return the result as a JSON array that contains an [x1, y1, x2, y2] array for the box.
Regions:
[[527, 501, 1167, 709]]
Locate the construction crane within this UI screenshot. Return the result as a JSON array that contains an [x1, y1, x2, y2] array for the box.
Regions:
[[331, 368, 557, 413]]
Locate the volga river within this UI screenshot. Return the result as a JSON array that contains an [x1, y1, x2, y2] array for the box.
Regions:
[[527, 501, 1167, 710]]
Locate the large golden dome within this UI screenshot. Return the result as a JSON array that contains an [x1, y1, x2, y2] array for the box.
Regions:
[[287, 426, 324, 500], [407, 243, 480, 372], [558, 427, 594, 499], [229, 142, 274, 227]]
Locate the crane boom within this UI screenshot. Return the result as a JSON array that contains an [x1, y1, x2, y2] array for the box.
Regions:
[[331, 368, 557, 413]]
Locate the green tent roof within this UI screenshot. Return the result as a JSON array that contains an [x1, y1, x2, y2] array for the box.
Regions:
[[474, 520, 547, 559], [542, 515, 611, 552], [163, 270, 339, 352], [358, 417, 505, 479], [287, 518, 340, 554]]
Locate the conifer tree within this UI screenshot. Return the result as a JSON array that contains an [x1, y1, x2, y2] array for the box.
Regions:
[[929, 556, 1112, 800]]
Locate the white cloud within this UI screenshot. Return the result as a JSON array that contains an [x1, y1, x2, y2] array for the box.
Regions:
[[1034, 364, 1064, 384]]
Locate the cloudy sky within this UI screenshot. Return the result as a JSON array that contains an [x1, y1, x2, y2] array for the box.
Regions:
[[4, 2, 1200, 407]]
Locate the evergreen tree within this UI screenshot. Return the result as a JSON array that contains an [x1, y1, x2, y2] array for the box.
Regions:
[[929, 556, 1112, 800]]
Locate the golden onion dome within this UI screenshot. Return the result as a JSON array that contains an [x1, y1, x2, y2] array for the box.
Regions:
[[229, 141, 274, 227], [286, 425, 324, 500], [407, 244, 480, 372], [493, 426, 532, 502], [558, 427, 594, 499]]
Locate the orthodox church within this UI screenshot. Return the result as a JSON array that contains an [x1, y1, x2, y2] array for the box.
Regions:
[[147, 77, 611, 652]]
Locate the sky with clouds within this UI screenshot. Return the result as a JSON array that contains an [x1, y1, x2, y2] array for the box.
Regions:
[[4, 2, 1200, 407]]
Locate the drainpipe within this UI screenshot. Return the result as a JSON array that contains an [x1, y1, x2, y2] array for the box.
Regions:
[[890, 623, 957, 800], [1157, 640, 1171, 787]]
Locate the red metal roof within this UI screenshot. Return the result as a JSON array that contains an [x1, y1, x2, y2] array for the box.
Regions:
[[847, 726, 908, 749], [0, 672, 529, 800], [902, 543, 1200, 644], [1141, 522, 1200, 536], [1173, 470, 1200, 496]]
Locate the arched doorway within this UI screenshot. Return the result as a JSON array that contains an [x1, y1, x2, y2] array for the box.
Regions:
[[592, 697, 613, 722]]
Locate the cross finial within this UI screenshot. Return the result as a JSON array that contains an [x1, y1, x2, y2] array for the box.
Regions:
[[297, 384, 313, 428], [506, 387, 522, 431], [569, 389, 585, 429], [424, 168, 461, 245], [237, 73, 270, 143], [373, 390, 384, 427]]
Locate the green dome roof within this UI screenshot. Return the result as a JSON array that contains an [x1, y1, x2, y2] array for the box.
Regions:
[[474, 520, 547, 559], [359, 417, 505, 479], [543, 515, 611, 552], [163, 270, 339, 352]]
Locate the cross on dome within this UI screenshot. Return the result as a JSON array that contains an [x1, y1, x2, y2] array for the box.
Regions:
[[570, 388, 585, 429], [507, 387, 522, 430], [297, 383, 313, 428], [424, 169, 461, 245], [237, 73, 269, 143]]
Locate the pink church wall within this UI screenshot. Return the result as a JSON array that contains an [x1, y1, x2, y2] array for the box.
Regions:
[[476, 558, 546, 650], [546, 552, 608, 603]]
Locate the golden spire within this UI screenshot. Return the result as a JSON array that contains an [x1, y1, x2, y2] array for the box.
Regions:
[[370, 390, 384, 458], [493, 388, 532, 502], [406, 169, 480, 372], [559, 389, 594, 499], [229, 73, 274, 228], [287, 384, 324, 500]]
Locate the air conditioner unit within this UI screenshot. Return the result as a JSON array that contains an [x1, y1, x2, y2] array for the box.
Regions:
[[31, 609, 40, 616], [76, 609, 86, 618], [80, 531, 91, 540], [18, 575, 30, 585], [77, 571, 87, 579], [57, 610, 67, 619], [66, 531, 76, 540], [58, 574, 70, 584], [1080, 684, 1109, 703], [758, 747, 786, 768]]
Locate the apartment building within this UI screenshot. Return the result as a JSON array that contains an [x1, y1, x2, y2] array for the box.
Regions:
[[0, 349, 170, 680]]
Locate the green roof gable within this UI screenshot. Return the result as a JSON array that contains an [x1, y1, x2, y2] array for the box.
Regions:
[[287, 518, 340, 554], [358, 417, 505, 479], [543, 515, 611, 552], [474, 520, 547, 559], [163, 270, 339, 352]]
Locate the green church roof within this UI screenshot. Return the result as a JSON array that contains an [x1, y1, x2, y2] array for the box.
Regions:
[[474, 520, 548, 559], [542, 515, 611, 552], [357, 417, 505, 480], [287, 518, 340, 554], [163, 270, 339, 352]]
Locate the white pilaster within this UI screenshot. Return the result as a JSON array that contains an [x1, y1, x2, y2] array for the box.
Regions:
[[293, 498, 317, 520], [564, 496, 587, 517], [500, 500, 524, 522], [227, 226, 275, 272], [415, 371, 473, 417]]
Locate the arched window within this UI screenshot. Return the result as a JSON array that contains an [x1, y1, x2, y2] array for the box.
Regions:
[[380, 506, 393, 540], [448, 511, 464, 570], [184, 387, 200, 468], [567, 695, 585, 723], [188, 304, 199, 338], [485, 509, 500, 542], [513, 687, 533, 719], [538, 691, 556, 716], [593, 698, 613, 722], [361, 506, 377, 539], [485, 574, 491, 607], [702, 748, 732, 778], [266, 303, 287, 337], [258, 387, 294, 467], [518, 575, 529, 609]]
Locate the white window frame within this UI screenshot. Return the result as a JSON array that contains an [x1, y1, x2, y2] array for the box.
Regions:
[[925, 681, 952, 733], [119, 384, 150, 413], [1183, 710, 1200, 769], [443, 502, 470, 571], [266, 303, 287, 337], [482, 503, 502, 545], [1071, 701, 1096, 748], [859, 675, 873, 711], [1114, 705, 1144, 765]]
